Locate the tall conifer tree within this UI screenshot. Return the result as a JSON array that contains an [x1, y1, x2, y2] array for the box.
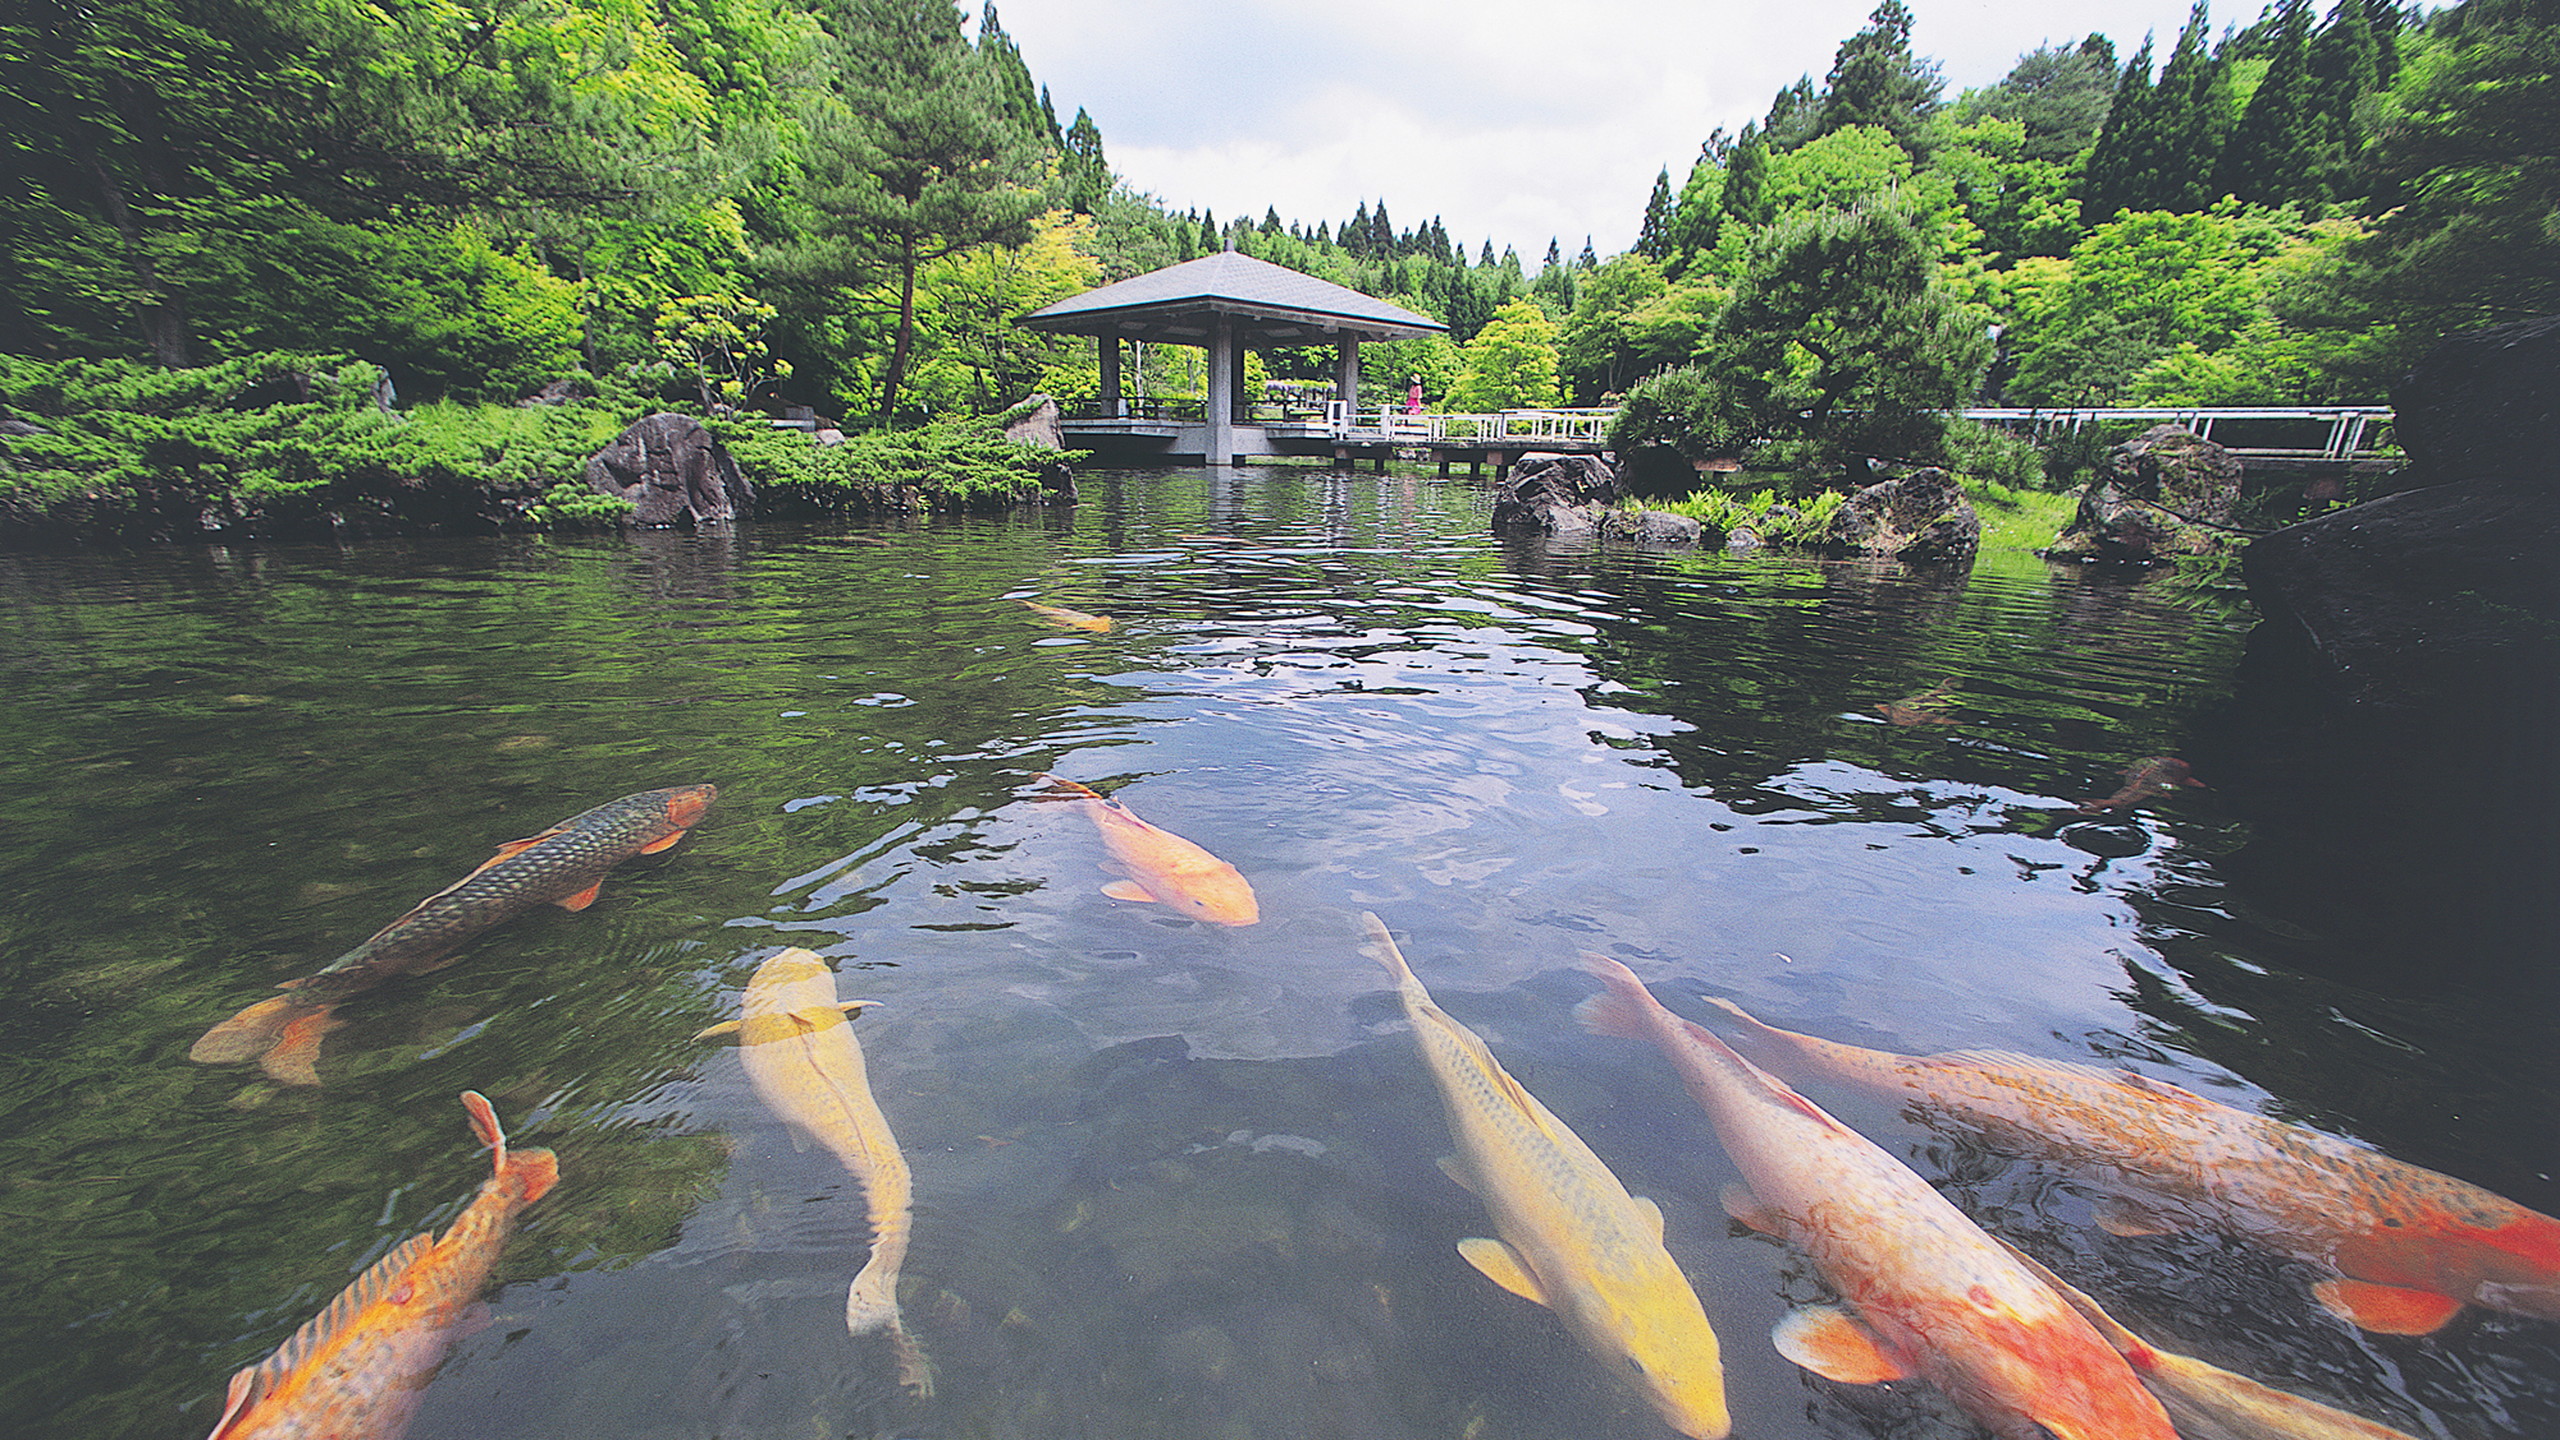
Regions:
[[2080, 34, 2156, 225], [1635, 168, 1676, 259], [2216, 0, 2319, 204]]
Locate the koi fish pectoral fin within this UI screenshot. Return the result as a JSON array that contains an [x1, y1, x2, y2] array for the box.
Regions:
[[2313, 1278, 2467, 1335], [1633, 1194, 1666, 1241], [1721, 1183, 1784, 1237], [1458, 1237, 1551, 1307], [637, 830, 687, 855], [1101, 880, 1160, 904], [555, 881, 605, 911], [1436, 1155, 1478, 1194], [1773, 1306, 1912, 1385]]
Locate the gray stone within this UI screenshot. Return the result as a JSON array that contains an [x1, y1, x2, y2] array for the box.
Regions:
[[2046, 424, 2242, 563], [1599, 508, 1704, 545], [1491, 453, 1621, 536], [813, 427, 846, 446], [1829, 467, 1979, 564], [584, 413, 753, 527], [2392, 313, 2560, 489], [1002, 394, 1066, 450]]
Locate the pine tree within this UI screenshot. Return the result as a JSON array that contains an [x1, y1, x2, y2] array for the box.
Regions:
[[2215, 0, 2318, 204], [974, 5, 1046, 142], [1722, 128, 1773, 229], [1636, 168, 1676, 259], [2304, 0, 2381, 201], [1818, 0, 1944, 153], [1062, 106, 1109, 213], [1348, 202, 1371, 258], [1198, 209, 1218, 254], [1480, 239, 1497, 267], [2079, 33, 2156, 225], [2144, 0, 2236, 212], [1764, 77, 1822, 151], [1577, 237, 1598, 269]]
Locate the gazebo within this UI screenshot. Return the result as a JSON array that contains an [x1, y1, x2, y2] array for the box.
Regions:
[[1017, 250, 1446, 465]]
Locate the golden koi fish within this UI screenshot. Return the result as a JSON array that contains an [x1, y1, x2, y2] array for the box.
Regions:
[[1577, 955, 2172, 1440], [1363, 915, 1729, 1438], [1019, 599, 1114, 632], [192, 784, 716, 1085], [1038, 774, 1258, 925], [698, 948, 931, 1395], [1876, 679, 1960, 727], [1702, 995, 2560, 1335], [1996, 1240, 2425, 1440], [2076, 756, 2203, 812], [207, 1091, 557, 1440]]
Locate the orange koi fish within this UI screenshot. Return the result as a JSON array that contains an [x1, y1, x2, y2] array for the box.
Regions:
[[2076, 756, 2203, 812], [1037, 774, 1257, 925], [192, 785, 716, 1085], [1703, 996, 2560, 1334], [1577, 956, 2174, 1440], [1019, 599, 1114, 633], [207, 1091, 557, 1440], [1997, 1240, 2425, 1440]]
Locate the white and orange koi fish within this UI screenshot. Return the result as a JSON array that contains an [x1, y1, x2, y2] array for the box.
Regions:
[[1701, 995, 2560, 1335], [1577, 956, 2174, 1440], [1366, 917, 1729, 1438], [207, 1092, 557, 1440], [1018, 599, 1113, 633], [1037, 774, 1258, 925]]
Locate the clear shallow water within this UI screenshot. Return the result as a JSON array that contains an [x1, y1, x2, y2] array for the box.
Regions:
[[0, 466, 2550, 1440]]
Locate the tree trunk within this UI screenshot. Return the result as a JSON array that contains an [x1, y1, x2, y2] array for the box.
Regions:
[[84, 146, 190, 368], [879, 235, 919, 417]]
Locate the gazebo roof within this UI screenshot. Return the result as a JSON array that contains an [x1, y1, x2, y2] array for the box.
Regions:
[[1017, 251, 1446, 346]]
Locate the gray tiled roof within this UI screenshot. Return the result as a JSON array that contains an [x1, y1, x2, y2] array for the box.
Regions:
[[1019, 252, 1446, 340]]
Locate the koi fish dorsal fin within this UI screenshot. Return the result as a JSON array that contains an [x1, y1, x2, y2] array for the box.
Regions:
[[2314, 1278, 2467, 1335], [1774, 1305, 1911, 1385], [223, 1229, 437, 1428], [475, 830, 564, 872]]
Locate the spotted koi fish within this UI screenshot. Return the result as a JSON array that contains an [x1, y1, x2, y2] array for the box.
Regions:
[[191, 785, 715, 1085]]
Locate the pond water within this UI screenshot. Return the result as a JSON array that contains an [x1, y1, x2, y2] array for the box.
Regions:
[[1, 466, 2550, 1440]]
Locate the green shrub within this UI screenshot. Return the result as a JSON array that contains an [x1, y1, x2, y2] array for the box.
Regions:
[[1649, 486, 1846, 547], [1941, 418, 2050, 489], [710, 416, 1087, 514]]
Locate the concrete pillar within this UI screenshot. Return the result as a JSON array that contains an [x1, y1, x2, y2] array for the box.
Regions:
[[1231, 340, 1250, 425], [1099, 332, 1123, 418], [1206, 313, 1234, 465], [1335, 338, 1361, 421]]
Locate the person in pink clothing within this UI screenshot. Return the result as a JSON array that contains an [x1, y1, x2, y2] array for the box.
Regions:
[[1405, 374, 1422, 414]]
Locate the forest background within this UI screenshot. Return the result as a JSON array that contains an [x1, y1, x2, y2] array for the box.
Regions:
[[0, 0, 2551, 522]]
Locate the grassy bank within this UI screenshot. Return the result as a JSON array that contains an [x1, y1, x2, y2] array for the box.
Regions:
[[1644, 473, 2077, 554]]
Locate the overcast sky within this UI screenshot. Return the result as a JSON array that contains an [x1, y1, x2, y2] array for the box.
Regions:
[[991, 0, 2251, 262]]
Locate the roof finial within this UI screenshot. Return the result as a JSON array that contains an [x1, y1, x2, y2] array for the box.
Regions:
[[1223, 234, 1237, 253]]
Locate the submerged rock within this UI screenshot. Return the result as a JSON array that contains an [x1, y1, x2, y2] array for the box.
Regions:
[[2046, 424, 2243, 563], [584, 412, 753, 526], [1829, 466, 1979, 563]]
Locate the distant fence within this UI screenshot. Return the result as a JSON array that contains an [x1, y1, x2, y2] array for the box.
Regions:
[[1324, 403, 1614, 444], [1957, 406, 2396, 462]]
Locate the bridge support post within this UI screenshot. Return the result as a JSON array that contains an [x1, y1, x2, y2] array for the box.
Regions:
[[1335, 338, 1360, 415]]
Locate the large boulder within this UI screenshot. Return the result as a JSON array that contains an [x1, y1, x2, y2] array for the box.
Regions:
[[1828, 467, 1979, 564], [2391, 313, 2560, 489], [1491, 453, 1621, 536], [2045, 424, 2243, 563], [585, 413, 753, 527], [998, 393, 1077, 501]]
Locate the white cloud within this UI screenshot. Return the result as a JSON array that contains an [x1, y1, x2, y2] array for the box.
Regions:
[[993, 0, 2247, 260]]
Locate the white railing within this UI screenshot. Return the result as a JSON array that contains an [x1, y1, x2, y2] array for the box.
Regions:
[[1958, 406, 2395, 461], [1323, 403, 1615, 444]]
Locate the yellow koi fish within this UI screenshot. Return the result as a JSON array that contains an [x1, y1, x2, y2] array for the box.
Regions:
[[1577, 955, 2172, 1440], [1019, 599, 1114, 632], [698, 948, 931, 1395], [1038, 774, 1258, 925], [1702, 995, 2560, 1335], [1363, 915, 1729, 1438], [207, 1092, 557, 1440], [1996, 1240, 2425, 1440]]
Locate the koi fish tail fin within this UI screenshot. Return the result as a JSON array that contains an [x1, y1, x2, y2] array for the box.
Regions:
[[462, 1090, 560, 1204], [1572, 953, 1658, 1039], [846, 1263, 933, 1394], [1356, 912, 1420, 987], [261, 1004, 345, 1086], [189, 994, 307, 1066]]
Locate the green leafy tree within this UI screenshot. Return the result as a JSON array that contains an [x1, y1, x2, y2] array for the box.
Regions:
[[1558, 254, 1669, 401], [655, 292, 788, 410], [1445, 297, 1562, 411], [2008, 201, 2306, 403], [1952, 36, 2119, 164]]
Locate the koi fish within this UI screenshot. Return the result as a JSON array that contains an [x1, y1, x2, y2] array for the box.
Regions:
[[1037, 774, 1257, 925], [192, 785, 716, 1086], [2076, 756, 2203, 812], [697, 948, 931, 1395], [1701, 995, 2560, 1334], [1876, 680, 1960, 727], [207, 1091, 557, 1440], [1576, 955, 2172, 1440], [1019, 599, 1114, 632], [1996, 1240, 2424, 1440], [1363, 915, 1729, 1438]]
